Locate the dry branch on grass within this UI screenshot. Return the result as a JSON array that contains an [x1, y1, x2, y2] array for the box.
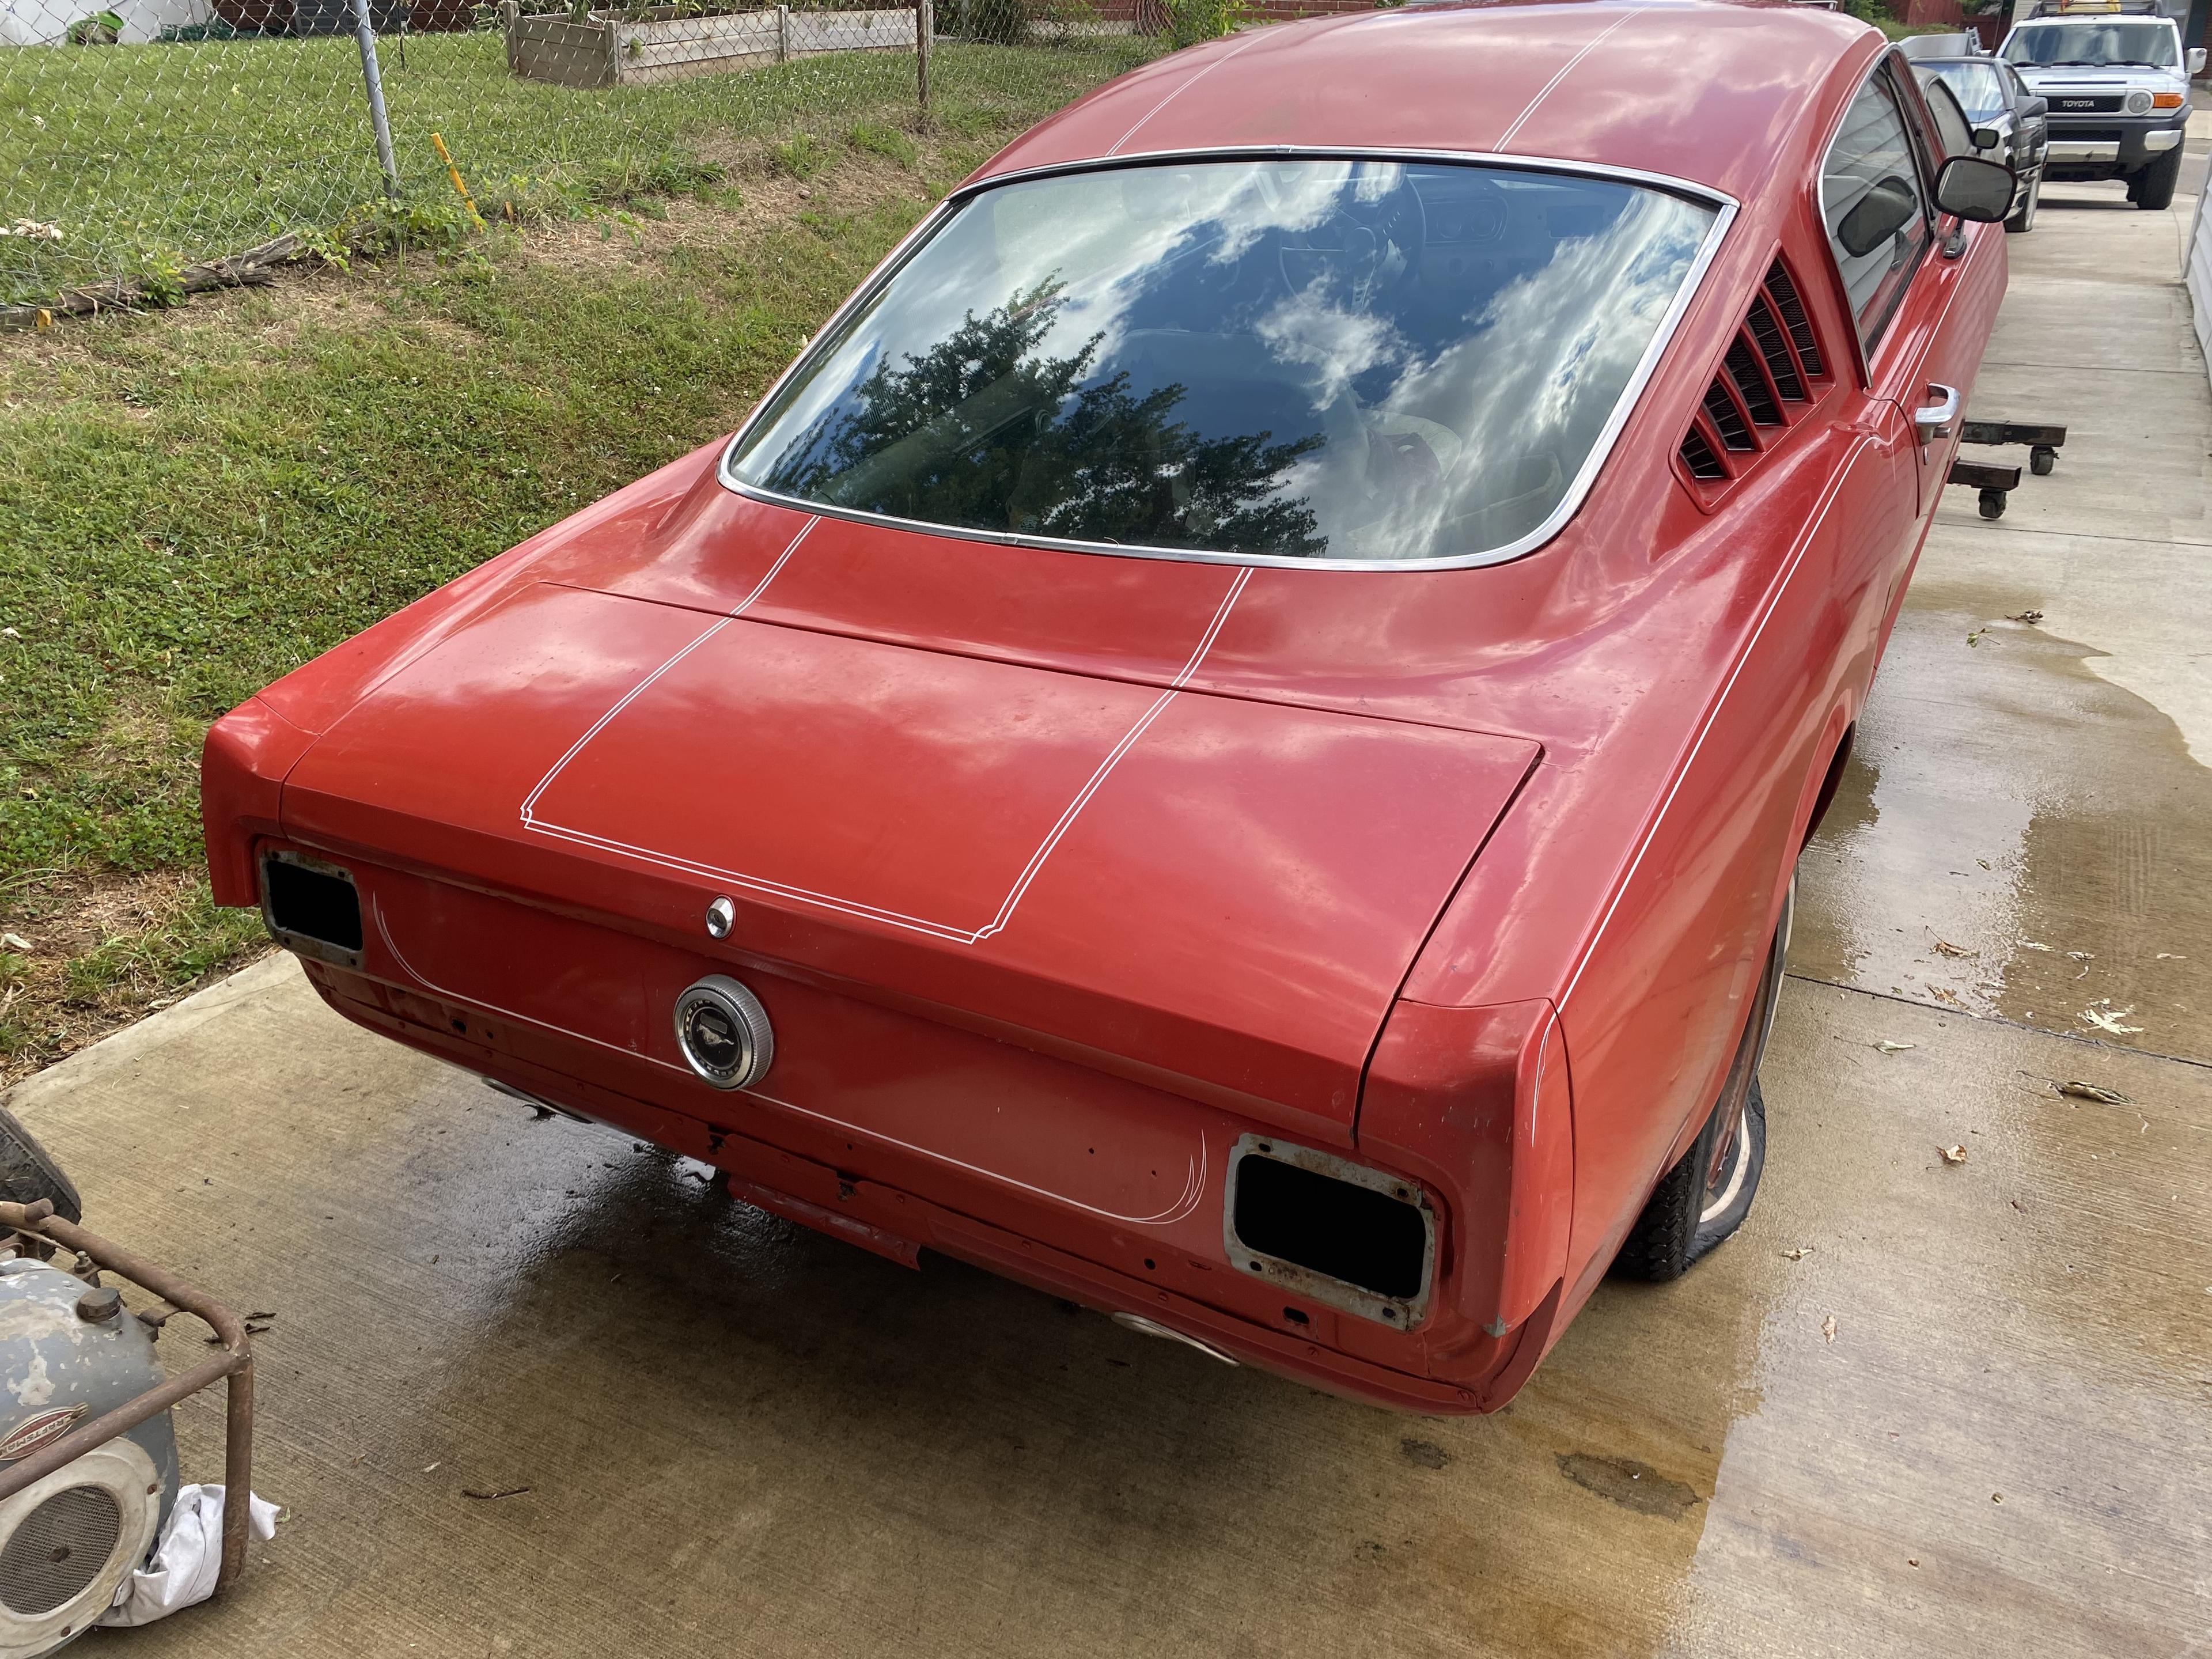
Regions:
[[1, 234, 307, 334]]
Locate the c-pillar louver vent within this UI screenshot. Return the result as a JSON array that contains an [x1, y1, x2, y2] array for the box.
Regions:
[[1676, 257, 1830, 490], [1679, 425, 1727, 482]]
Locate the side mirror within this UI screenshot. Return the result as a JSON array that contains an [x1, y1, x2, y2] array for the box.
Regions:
[[2019, 96, 2047, 119], [1934, 154, 2017, 224], [1838, 176, 1920, 257], [2189, 46, 2206, 74], [1972, 127, 2001, 150]]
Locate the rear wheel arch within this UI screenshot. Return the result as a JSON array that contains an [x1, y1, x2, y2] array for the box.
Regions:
[[1801, 720, 1855, 851]]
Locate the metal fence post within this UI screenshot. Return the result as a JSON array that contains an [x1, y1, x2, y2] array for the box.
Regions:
[[352, 0, 404, 201], [916, 0, 931, 111]]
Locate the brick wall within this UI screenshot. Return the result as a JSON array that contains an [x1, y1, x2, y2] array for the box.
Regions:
[[1244, 0, 1381, 20], [1084, 0, 1379, 24], [1897, 0, 1966, 24]]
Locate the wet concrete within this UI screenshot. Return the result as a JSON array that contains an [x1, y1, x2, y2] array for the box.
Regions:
[[1795, 173, 2212, 1066], [10, 956, 2207, 1658], [3, 179, 2210, 1658]]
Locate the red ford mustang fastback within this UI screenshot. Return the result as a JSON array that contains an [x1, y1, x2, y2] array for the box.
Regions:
[[203, 0, 2011, 1412]]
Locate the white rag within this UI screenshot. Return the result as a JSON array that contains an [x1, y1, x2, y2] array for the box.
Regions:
[[97, 1482, 281, 1627]]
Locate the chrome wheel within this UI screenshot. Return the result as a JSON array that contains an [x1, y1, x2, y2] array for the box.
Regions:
[[1613, 873, 1793, 1281], [1703, 872, 1791, 1225], [1700, 1100, 1752, 1226]]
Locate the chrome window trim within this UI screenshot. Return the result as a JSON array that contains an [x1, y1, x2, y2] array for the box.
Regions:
[[714, 147, 1740, 574]]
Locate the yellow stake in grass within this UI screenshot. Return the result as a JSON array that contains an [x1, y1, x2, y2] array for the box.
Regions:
[[430, 132, 487, 233]]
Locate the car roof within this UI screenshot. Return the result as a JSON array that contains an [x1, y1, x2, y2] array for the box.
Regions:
[[2009, 5, 2181, 17], [977, 0, 1884, 202], [2006, 9, 2181, 24], [1897, 30, 1984, 59]]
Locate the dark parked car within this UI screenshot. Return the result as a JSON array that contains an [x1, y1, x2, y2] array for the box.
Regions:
[[1903, 37, 2051, 231]]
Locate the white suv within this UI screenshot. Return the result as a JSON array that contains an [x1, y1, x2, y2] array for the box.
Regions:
[[2001, 1, 2203, 210]]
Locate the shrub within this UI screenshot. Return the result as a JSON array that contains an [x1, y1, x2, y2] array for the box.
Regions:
[[1162, 0, 1249, 48]]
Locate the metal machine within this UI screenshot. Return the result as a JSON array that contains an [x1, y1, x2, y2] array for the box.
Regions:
[[0, 1110, 252, 1656]]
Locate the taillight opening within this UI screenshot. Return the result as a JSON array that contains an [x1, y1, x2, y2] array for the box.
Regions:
[[260, 851, 363, 970], [1224, 1135, 1436, 1329]]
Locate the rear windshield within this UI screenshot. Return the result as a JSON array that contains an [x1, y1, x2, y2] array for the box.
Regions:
[[2003, 20, 2179, 67], [726, 160, 1717, 565]]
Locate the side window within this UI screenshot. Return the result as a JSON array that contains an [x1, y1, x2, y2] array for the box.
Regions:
[[1915, 73, 1978, 158], [1820, 72, 1934, 357]]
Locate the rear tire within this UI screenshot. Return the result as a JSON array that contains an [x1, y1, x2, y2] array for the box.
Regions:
[[2134, 146, 2181, 213], [0, 1107, 80, 1224], [1613, 878, 1791, 1282]]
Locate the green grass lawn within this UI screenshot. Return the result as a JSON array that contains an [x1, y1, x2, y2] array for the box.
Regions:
[[1, 32, 1153, 297], [0, 42, 1149, 1078]]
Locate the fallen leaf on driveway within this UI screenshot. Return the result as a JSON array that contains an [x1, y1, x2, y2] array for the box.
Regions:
[[2008, 609, 2044, 624], [1874, 1040, 1915, 1053], [1966, 628, 1986, 647], [463, 1486, 532, 1501], [2156, 953, 2186, 961], [1821, 1315, 1837, 1344], [2056, 1081, 2131, 1104], [2020, 940, 2054, 953], [1940, 1145, 1968, 1165], [1929, 986, 1964, 1007], [2082, 1008, 2143, 1036], [1934, 941, 1972, 958], [1782, 1247, 1815, 1260]]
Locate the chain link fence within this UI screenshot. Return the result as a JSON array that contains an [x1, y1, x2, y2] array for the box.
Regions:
[[0, 0, 1194, 309]]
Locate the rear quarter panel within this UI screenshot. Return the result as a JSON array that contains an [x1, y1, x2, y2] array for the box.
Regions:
[[1399, 156, 1962, 1332]]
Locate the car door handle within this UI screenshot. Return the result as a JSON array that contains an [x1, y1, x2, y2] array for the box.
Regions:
[[1914, 384, 1960, 444]]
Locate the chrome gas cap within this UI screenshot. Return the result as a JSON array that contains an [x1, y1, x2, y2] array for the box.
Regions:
[[673, 975, 774, 1090]]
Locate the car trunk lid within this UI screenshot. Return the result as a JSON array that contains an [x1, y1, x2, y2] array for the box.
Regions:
[[281, 552, 1537, 1141]]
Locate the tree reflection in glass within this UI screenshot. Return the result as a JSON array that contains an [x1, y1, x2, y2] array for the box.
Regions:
[[770, 283, 1328, 557]]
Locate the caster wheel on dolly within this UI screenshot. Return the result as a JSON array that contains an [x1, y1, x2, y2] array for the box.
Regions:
[[1978, 488, 2006, 520], [2029, 445, 2055, 476]]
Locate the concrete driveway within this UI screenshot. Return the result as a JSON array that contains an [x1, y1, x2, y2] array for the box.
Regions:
[[8, 177, 2211, 1656]]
